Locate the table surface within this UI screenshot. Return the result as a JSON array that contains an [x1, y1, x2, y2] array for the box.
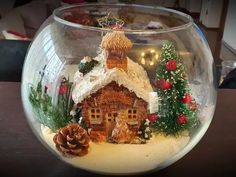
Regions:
[[0, 82, 236, 177]]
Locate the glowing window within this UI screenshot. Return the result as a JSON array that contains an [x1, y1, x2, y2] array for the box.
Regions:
[[127, 109, 138, 125], [89, 108, 102, 124]]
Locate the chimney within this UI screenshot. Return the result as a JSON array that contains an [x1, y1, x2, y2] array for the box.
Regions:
[[101, 31, 133, 71]]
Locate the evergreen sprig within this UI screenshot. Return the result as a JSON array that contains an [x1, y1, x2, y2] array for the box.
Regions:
[[151, 41, 199, 135], [29, 78, 74, 132], [78, 59, 98, 75]]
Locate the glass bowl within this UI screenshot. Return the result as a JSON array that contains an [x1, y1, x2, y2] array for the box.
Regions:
[[21, 4, 217, 175]]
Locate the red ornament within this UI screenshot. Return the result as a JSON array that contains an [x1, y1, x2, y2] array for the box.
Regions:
[[59, 85, 67, 95], [182, 93, 192, 104], [160, 79, 171, 90], [177, 114, 188, 125], [148, 113, 157, 122], [166, 60, 177, 71]]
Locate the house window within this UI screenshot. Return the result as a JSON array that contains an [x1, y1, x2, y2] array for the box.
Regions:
[[127, 109, 138, 125], [89, 108, 102, 124]]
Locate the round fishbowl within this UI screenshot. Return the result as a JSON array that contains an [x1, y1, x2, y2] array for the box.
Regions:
[[22, 4, 217, 175]]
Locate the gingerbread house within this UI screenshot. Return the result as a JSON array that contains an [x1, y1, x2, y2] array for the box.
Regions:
[[72, 32, 154, 142]]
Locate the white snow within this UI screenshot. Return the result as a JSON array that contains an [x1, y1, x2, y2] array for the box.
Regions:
[[149, 92, 159, 113], [41, 125, 190, 174], [72, 52, 153, 104], [81, 56, 92, 63], [40, 102, 216, 174]]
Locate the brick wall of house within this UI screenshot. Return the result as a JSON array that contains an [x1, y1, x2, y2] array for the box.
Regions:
[[81, 81, 148, 135]]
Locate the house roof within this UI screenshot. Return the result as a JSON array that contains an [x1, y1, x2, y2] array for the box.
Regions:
[[101, 31, 133, 51], [72, 52, 153, 104]]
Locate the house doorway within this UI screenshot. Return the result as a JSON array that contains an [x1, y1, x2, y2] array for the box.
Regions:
[[105, 112, 118, 138]]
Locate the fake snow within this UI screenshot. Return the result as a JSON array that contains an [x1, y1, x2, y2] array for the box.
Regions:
[[41, 125, 189, 174], [72, 52, 153, 104]]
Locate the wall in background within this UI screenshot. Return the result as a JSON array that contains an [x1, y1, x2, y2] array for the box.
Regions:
[[129, 0, 202, 11], [0, 1, 15, 17], [200, 0, 223, 28], [223, 0, 236, 51], [185, 0, 202, 12]]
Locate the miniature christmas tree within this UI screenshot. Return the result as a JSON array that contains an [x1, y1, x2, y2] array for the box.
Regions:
[[138, 119, 152, 141], [151, 41, 199, 135]]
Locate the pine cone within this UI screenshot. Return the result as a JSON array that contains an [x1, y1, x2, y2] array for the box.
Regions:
[[53, 123, 90, 157]]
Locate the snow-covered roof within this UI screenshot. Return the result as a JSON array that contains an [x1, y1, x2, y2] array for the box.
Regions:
[[72, 52, 153, 104]]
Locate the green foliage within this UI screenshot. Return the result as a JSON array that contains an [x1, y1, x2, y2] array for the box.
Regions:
[[29, 78, 74, 132], [151, 41, 199, 135], [78, 59, 98, 75]]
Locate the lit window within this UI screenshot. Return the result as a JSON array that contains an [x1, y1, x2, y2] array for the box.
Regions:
[[89, 108, 102, 124], [127, 109, 138, 125]]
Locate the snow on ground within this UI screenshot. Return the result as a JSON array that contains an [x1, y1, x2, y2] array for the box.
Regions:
[[41, 125, 189, 174]]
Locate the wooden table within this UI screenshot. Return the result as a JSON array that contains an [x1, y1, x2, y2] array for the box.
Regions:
[[0, 82, 235, 177]]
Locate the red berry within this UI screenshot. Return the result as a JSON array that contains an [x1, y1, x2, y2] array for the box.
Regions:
[[148, 113, 157, 122], [177, 114, 188, 125], [182, 93, 192, 104], [166, 60, 177, 71], [59, 85, 67, 95], [160, 79, 171, 90]]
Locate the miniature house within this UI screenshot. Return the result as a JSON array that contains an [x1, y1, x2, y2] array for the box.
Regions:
[[72, 31, 153, 142], [80, 81, 148, 141], [101, 31, 132, 71]]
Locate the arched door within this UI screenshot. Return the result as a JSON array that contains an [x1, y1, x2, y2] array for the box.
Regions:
[[105, 112, 118, 138]]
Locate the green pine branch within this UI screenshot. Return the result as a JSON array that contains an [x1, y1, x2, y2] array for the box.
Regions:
[[78, 59, 98, 75], [29, 78, 74, 132]]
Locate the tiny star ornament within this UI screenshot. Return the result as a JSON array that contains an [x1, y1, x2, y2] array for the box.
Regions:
[[177, 114, 188, 125], [97, 12, 124, 29], [182, 93, 192, 104], [166, 59, 177, 71], [160, 79, 171, 90], [148, 113, 157, 122]]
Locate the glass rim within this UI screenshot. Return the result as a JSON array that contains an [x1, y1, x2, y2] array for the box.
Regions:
[[53, 3, 194, 34]]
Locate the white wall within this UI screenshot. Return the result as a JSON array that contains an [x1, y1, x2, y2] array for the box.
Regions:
[[223, 0, 236, 51], [200, 0, 223, 28]]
